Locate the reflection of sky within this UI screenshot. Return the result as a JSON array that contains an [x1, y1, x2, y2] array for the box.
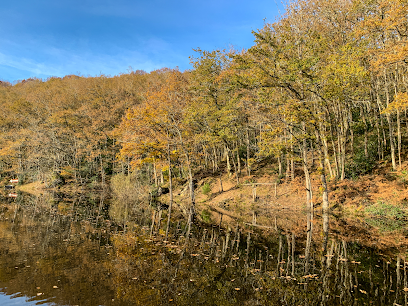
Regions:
[[0, 0, 283, 83], [0, 293, 51, 305]]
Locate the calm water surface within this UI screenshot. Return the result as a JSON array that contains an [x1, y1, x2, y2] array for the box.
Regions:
[[0, 193, 407, 305]]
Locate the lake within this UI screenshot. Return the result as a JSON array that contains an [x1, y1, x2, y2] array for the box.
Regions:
[[0, 192, 406, 305]]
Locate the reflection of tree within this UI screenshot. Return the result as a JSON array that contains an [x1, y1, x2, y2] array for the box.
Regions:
[[0, 195, 407, 305], [0, 201, 117, 305]]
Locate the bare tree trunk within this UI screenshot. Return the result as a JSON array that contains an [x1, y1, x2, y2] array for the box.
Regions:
[[329, 125, 339, 178], [397, 109, 402, 169], [316, 129, 329, 252], [213, 145, 218, 171], [232, 146, 239, 185], [204, 145, 208, 169], [290, 126, 295, 181], [375, 110, 382, 160], [278, 155, 283, 177], [303, 143, 313, 210], [236, 145, 241, 176], [165, 142, 173, 239], [361, 106, 369, 158], [153, 160, 158, 187], [382, 74, 397, 170], [225, 145, 231, 177], [160, 169, 164, 185], [320, 123, 333, 179], [246, 129, 251, 176], [393, 71, 402, 169]]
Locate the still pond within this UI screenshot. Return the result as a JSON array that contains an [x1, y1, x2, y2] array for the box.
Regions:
[[0, 192, 407, 305]]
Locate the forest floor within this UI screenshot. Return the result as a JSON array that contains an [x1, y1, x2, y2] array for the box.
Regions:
[[165, 161, 408, 254]]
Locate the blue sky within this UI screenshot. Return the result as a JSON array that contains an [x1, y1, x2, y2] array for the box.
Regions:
[[0, 0, 284, 83]]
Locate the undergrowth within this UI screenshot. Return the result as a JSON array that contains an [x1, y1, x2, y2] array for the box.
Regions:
[[364, 201, 408, 233]]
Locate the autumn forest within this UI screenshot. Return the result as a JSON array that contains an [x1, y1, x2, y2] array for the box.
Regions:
[[1, 0, 408, 225]]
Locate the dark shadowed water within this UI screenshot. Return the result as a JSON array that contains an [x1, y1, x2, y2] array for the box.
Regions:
[[0, 192, 407, 305]]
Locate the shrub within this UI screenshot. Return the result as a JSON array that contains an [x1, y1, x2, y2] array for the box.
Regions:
[[345, 142, 377, 179], [201, 209, 211, 223], [201, 182, 211, 195]]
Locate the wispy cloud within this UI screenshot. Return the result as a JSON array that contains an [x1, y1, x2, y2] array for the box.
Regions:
[[0, 0, 282, 83], [0, 52, 62, 77], [0, 36, 187, 83]]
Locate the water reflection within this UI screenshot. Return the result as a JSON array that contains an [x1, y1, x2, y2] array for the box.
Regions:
[[0, 193, 406, 305]]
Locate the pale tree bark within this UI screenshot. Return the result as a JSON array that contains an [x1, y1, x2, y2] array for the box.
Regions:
[[165, 141, 173, 239], [246, 129, 251, 176], [381, 74, 397, 170], [225, 145, 231, 177]]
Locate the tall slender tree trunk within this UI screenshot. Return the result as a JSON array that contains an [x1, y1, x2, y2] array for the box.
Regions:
[[290, 126, 295, 181], [375, 112, 383, 160], [320, 123, 333, 179], [329, 125, 339, 178], [153, 159, 158, 187], [303, 126, 313, 212], [213, 145, 218, 171], [278, 155, 283, 177], [381, 74, 397, 170], [225, 145, 231, 177], [397, 109, 402, 169], [236, 145, 241, 175], [316, 129, 329, 252], [246, 129, 251, 176], [393, 71, 402, 169], [165, 142, 173, 239]]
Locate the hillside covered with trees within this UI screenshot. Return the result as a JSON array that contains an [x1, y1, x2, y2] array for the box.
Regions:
[[1, 0, 408, 238]]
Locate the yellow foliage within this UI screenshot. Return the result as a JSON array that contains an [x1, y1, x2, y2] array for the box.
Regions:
[[382, 92, 408, 114]]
